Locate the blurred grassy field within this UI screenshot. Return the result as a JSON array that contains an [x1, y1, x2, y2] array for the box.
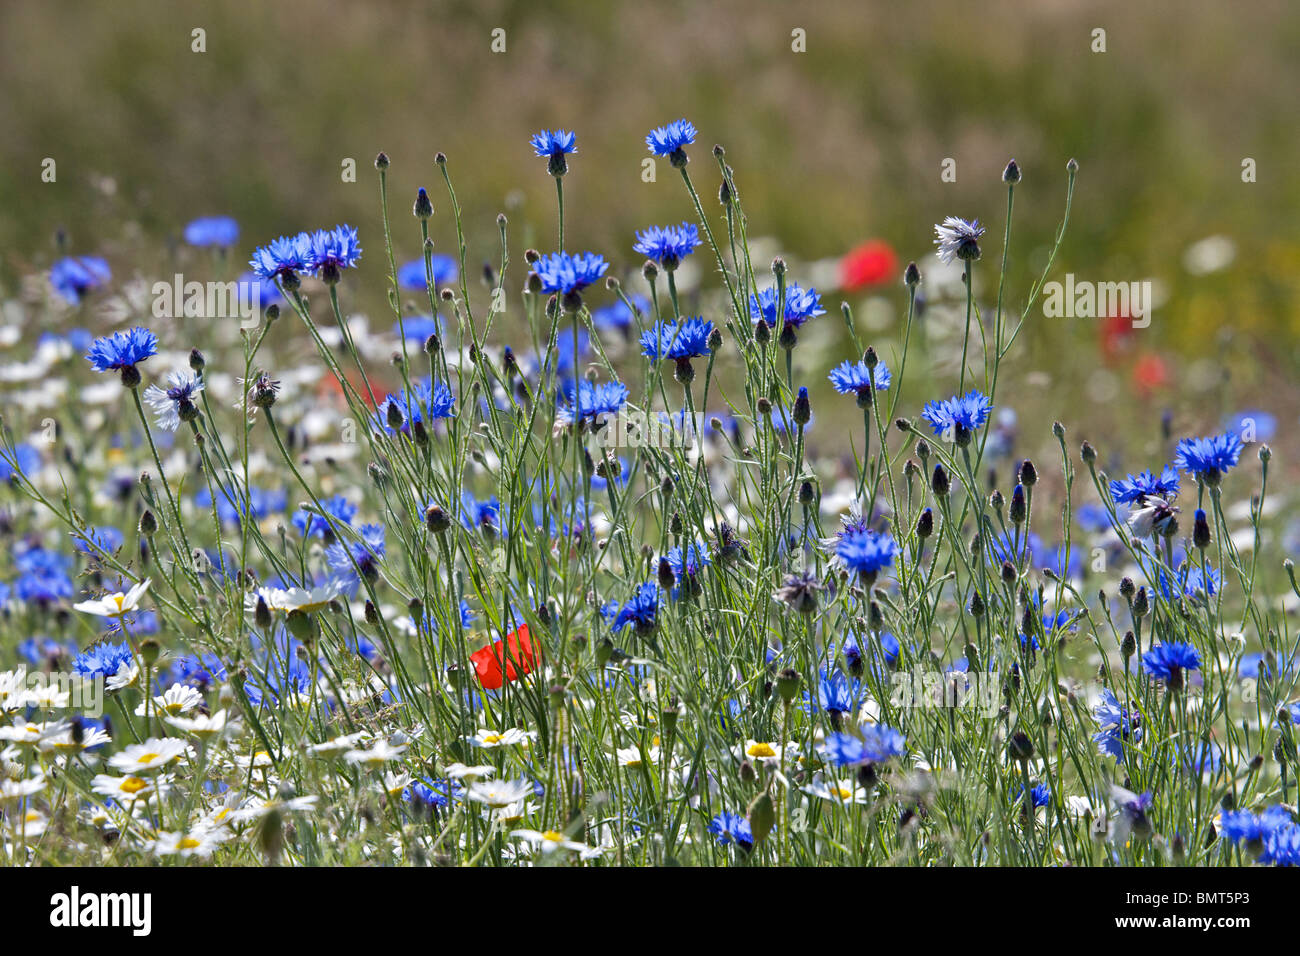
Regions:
[[2, 0, 1298, 462]]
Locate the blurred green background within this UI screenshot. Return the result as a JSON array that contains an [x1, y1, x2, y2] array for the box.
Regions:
[[3, 0, 1299, 468]]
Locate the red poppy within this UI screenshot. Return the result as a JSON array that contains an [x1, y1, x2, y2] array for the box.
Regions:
[[1099, 313, 1136, 364], [470, 624, 537, 690], [839, 239, 899, 292], [1131, 352, 1168, 398], [316, 370, 385, 409]]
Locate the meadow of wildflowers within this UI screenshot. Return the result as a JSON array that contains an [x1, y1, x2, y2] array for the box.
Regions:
[[1, 119, 1297, 875]]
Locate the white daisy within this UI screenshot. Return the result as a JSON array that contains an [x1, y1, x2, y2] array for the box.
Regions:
[[510, 828, 590, 855], [38, 722, 112, 754], [467, 778, 535, 808], [109, 738, 191, 774], [0, 668, 34, 712], [245, 582, 340, 615], [72, 578, 151, 618], [305, 730, 370, 756], [137, 683, 204, 717], [91, 773, 171, 801], [444, 762, 495, 781], [0, 772, 47, 804], [165, 709, 229, 739], [804, 776, 871, 805], [468, 727, 536, 749], [343, 739, 408, 767], [616, 744, 660, 767], [150, 826, 228, 858]]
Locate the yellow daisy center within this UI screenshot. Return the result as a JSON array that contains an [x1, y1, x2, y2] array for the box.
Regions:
[[120, 776, 149, 794], [748, 742, 777, 758], [542, 830, 564, 842]]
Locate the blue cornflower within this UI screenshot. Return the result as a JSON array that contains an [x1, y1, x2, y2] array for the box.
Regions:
[[531, 129, 576, 176], [530, 128, 577, 158], [834, 527, 898, 582], [1142, 641, 1201, 688], [823, 726, 906, 767], [85, 327, 158, 381], [550, 327, 591, 377], [249, 232, 313, 281], [461, 494, 502, 536], [920, 389, 993, 443], [74, 526, 125, 557], [1109, 466, 1180, 505], [142, 369, 204, 431], [183, 216, 239, 247], [1113, 789, 1155, 840], [749, 283, 825, 331], [1076, 502, 1112, 533], [1016, 782, 1052, 809], [611, 583, 659, 636], [828, 359, 892, 406], [639, 318, 714, 361], [1158, 562, 1220, 602], [0, 443, 41, 483], [376, 378, 456, 435], [397, 255, 458, 290], [237, 271, 282, 309], [1282, 702, 1300, 728], [592, 295, 647, 333], [393, 314, 443, 343], [50, 256, 111, 304], [533, 251, 609, 295], [325, 523, 386, 593], [73, 641, 134, 681], [1092, 689, 1142, 761], [804, 669, 861, 723], [822, 732, 868, 767], [1259, 824, 1300, 866], [933, 217, 985, 263], [306, 224, 363, 279], [1174, 432, 1243, 485], [409, 601, 475, 638], [633, 222, 701, 270], [646, 119, 697, 164], [557, 379, 629, 429], [1179, 739, 1222, 776], [195, 486, 286, 527], [664, 542, 709, 600], [292, 495, 357, 538], [404, 779, 456, 811], [707, 811, 753, 850], [244, 663, 313, 708], [1223, 409, 1276, 443], [104, 609, 158, 636], [1219, 806, 1293, 847], [838, 631, 899, 679]]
